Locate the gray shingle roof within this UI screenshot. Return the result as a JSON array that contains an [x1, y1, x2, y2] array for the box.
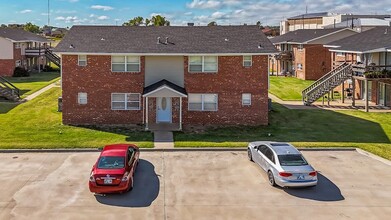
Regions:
[[54, 25, 277, 54], [270, 28, 345, 44], [326, 26, 391, 52], [0, 28, 49, 42]]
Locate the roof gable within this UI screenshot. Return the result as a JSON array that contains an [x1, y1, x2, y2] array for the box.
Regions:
[[0, 28, 49, 42], [54, 25, 277, 54], [326, 26, 391, 53]]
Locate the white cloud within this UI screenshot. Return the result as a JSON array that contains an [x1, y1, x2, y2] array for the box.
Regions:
[[55, 16, 66, 20], [69, 0, 79, 2], [187, 0, 221, 9], [65, 16, 78, 23], [97, 16, 109, 20], [89, 14, 95, 18], [91, 5, 114, 11], [20, 9, 32, 14]]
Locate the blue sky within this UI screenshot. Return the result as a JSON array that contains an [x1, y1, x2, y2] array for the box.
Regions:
[[0, 0, 390, 27]]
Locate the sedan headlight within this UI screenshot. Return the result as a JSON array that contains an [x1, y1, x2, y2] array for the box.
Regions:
[[121, 172, 129, 182]]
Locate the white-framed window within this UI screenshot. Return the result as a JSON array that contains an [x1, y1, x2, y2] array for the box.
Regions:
[[297, 63, 303, 70], [111, 93, 140, 110], [242, 93, 251, 106], [111, 56, 140, 72], [189, 56, 218, 73], [243, 55, 252, 67], [78, 55, 87, 66], [188, 94, 218, 111], [15, 60, 21, 67], [78, 92, 87, 104], [298, 44, 304, 51], [15, 43, 21, 49], [336, 52, 345, 57]]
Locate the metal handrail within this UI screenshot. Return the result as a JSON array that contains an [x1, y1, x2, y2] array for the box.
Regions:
[[302, 62, 347, 102], [0, 76, 20, 98]]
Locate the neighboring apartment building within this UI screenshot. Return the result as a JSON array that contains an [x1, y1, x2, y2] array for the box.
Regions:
[[280, 12, 390, 35], [54, 25, 277, 130], [0, 28, 50, 76], [323, 18, 390, 32], [324, 26, 391, 107], [270, 28, 357, 80]]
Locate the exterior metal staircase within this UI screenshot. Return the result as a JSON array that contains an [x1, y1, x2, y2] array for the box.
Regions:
[[302, 62, 353, 105], [45, 49, 61, 68], [0, 76, 20, 101]]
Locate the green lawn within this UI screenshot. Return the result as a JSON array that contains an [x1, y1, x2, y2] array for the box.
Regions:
[[0, 87, 153, 149], [269, 76, 314, 101], [4, 72, 60, 98], [175, 103, 391, 160]]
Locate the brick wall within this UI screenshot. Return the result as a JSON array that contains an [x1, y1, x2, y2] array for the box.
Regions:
[[0, 60, 15, 76], [62, 55, 269, 126], [303, 45, 331, 80], [62, 55, 145, 125], [183, 55, 269, 126]]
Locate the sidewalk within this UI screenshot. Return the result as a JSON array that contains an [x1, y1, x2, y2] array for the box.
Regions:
[[268, 93, 391, 112], [23, 81, 60, 101], [153, 131, 174, 149]]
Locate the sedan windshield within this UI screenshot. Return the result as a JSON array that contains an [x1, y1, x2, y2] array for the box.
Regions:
[[278, 154, 308, 166], [97, 156, 125, 169]]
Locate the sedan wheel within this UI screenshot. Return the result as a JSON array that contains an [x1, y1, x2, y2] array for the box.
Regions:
[[247, 148, 253, 161], [268, 171, 276, 187]]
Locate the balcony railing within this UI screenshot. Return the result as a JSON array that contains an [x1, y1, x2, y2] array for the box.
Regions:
[[25, 47, 47, 56], [352, 63, 391, 78], [275, 51, 293, 61]]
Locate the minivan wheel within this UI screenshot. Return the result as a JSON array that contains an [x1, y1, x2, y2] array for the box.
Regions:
[[247, 148, 253, 161], [268, 171, 276, 187]]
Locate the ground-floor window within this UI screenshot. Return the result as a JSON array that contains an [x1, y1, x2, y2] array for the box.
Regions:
[[188, 93, 218, 111], [111, 93, 140, 110], [378, 82, 390, 106], [15, 60, 21, 67], [242, 93, 251, 106], [78, 92, 87, 104]]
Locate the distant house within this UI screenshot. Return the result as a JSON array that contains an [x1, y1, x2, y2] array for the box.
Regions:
[[270, 28, 357, 80], [0, 28, 50, 76], [54, 25, 277, 130], [324, 26, 391, 107]]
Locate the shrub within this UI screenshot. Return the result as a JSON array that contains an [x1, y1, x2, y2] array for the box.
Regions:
[[13, 67, 30, 77]]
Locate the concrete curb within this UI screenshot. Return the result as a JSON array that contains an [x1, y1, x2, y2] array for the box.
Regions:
[[0, 147, 357, 153], [356, 148, 391, 166]]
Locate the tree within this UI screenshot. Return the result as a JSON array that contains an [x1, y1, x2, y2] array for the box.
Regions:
[[123, 16, 144, 26], [1, 24, 7, 28], [151, 15, 170, 26], [208, 21, 217, 26], [256, 21, 262, 26], [23, 22, 40, 33]]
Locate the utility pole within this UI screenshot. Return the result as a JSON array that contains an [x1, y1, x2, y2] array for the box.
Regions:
[[48, 0, 50, 26]]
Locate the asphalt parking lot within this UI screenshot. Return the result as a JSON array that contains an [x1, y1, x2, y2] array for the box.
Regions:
[[0, 150, 390, 220]]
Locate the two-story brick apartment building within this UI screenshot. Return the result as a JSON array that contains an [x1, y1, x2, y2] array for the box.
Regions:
[[0, 28, 50, 76], [55, 25, 277, 130], [270, 28, 357, 80]]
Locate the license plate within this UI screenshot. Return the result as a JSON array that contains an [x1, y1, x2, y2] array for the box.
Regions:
[[297, 174, 305, 180], [104, 179, 112, 184]]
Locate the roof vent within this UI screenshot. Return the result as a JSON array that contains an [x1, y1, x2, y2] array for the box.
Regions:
[[101, 38, 105, 41], [157, 37, 161, 44], [258, 44, 263, 49], [165, 37, 169, 44], [224, 38, 229, 42], [385, 28, 388, 35], [69, 44, 74, 49]]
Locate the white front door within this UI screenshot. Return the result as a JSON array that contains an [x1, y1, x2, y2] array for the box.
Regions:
[[157, 97, 171, 123], [379, 83, 386, 106]]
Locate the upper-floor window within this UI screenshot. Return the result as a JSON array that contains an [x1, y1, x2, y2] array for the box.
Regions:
[[298, 44, 304, 51], [15, 43, 21, 49], [111, 56, 140, 72], [78, 55, 87, 66], [189, 56, 218, 73], [111, 93, 140, 110], [243, 55, 252, 67], [188, 93, 218, 111]]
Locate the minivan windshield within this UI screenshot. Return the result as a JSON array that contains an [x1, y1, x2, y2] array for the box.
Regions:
[[278, 154, 308, 166], [97, 156, 125, 169]]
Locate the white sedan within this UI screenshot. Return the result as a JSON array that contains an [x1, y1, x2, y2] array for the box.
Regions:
[[247, 141, 317, 187]]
